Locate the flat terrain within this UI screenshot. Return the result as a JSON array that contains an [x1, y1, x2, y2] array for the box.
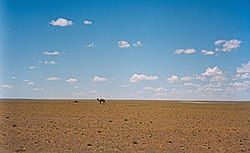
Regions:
[[0, 100, 249, 152]]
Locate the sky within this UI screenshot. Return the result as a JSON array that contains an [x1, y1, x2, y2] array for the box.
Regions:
[[0, 0, 250, 100]]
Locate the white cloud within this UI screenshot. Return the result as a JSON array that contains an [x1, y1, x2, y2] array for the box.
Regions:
[[118, 40, 130, 48], [201, 67, 226, 82], [83, 20, 92, 25], [49, 18, 73, 27], [184, 82, 193, 86], [12, 76, 16, 79], [235, 73, 249, 79], [202, 67, 223, 77], [44, 61, 59, 65], [144, 87, 155, 91], [133, 41, 142, 47], [210, 75, 226, 82], [86, 43, 95, 48], [46, 77, 61, 81], [66, 78, 77, 84], [234, 61, 250, 79], [236, 61, 250, 74], [215, 39, 241, 52], [180, 76, 191, 81], [214, 40, 226, 45], [229, 81, 250, 90], [29, 66, 35, 69], [0, 84, 13, 89], [221, 39, 241, 52], [154, 87, 167, 96], [195, 75, 206, 81], [93, 76, 107, 82], [144, 87, 167, 96], [25, 80, 34, 85], [43, 51, 61, 56], [174, 48, 196, 55], [201, 50, 215, 56], [130, 74, 158, 83], [167, 75, 179, 83]]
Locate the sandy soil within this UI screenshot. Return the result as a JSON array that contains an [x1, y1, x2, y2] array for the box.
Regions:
[[0, 100, 249, 153]]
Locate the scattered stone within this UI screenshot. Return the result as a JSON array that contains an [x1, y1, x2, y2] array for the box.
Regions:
[[15, 147, 26, 152], [132, 141, 138, 144]]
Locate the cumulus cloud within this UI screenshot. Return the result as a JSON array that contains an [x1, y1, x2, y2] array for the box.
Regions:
[[214, 40, 226, 45], [201, 67, 226, 82], [215, 39, 241, 52], [236, 61, 250, 73], [198, 83, 222, 93], [174, 48, 196, 55], [49, 18, 73, 27], [234, 61, 250, 79], [201, 50, 215, 56], [144, 87, 167, 96], [0, 84, 13, 89], [44, 61, 59, 65], [229, 81, 250, 90], [24, 80, 34, 85], [202, 67, 224, 77], [83, 20, 92, 25], [118, 40, 130, 48], [180, 76, 192, 81], [43, 51, 61, 56], [154, 87, 167, 96], [86, 43, 95, 48], [133, 41, 142, 47], [130, 74, 158, 83], [66, 78, 77, 84], [12, 76, 16, 79], [167, 75, 191, 83], [29, 66, 35, 69], [93, 76, 107, 82], [167, 75, 179, 83], [46, 77, 61, 81]]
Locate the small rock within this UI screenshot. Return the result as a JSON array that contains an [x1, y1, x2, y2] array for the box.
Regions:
[[12, 124, 17, 127], [6, 116, 9, 119], [124, 119, 128, 121], [132, 141, 138, 144], [168, 141, 173, 143], [87, 143, 93, 147]]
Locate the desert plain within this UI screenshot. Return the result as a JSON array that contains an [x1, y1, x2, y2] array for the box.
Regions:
[[0, 99, 249, 153]]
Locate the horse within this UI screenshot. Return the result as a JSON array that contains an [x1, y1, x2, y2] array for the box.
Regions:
[[97, 98, 106, 104]]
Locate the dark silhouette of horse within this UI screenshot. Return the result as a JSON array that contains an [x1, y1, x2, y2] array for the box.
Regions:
[[97, 98, 106, 104]]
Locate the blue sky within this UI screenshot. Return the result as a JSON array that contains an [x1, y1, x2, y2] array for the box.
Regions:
[[0, 0, 250, 100]]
